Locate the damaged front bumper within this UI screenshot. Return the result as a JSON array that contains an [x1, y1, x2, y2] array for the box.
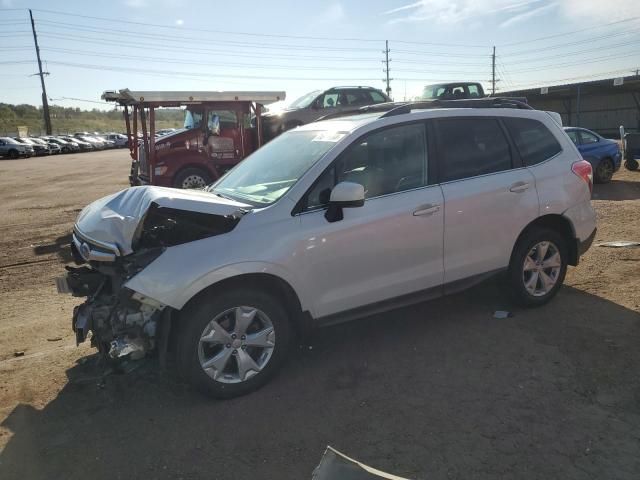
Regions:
[[58, 246, 167, 362]]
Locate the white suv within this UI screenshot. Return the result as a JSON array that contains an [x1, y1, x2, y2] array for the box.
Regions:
[[60, 100, 596, 398]]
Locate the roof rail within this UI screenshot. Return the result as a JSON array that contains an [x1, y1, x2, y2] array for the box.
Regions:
[[380, 97, 532, 118], [317, 97, 531, 122]]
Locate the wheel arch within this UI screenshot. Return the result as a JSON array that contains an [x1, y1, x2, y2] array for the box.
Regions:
[[174, 272, 311, 340], [512, 214, 578, 266]]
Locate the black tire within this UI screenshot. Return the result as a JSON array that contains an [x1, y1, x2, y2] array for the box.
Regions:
[[173, 167, 212, 189], [625, 158, 639, 171], [508, 228, 568, 307], [8, 149, 19, 159], [594, 158, 614, 183], [177, 288, 292, 399]]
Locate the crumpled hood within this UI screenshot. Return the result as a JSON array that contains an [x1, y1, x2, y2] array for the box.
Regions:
[[75, 185, 251, 255]]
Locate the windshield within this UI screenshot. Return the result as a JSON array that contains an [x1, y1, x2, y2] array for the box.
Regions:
[[210, 129, 345, 206], [184, 109, 203, 130], [288, 90, 322, 109]]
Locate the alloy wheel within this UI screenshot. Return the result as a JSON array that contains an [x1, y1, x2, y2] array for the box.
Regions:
[[522, 241, 562, 297], [198, 306, 276, 384]]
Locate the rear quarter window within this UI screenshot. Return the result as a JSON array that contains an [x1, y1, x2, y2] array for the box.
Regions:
[[504, 117, 562, 166]]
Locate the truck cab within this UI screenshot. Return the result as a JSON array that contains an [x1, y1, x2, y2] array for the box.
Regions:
[[102, 90, 285, 188]]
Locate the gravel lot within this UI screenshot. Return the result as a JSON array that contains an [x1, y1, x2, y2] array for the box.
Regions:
[[0, 150, 639, 479]]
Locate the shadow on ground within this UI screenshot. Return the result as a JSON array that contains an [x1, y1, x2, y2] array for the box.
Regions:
[[32, 233, 73, 263], [592, 178, 640, 201], [2, 283, 639, 480]]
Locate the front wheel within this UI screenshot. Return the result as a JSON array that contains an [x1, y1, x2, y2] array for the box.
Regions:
[[173, 167, 212, 189], [594, 158, 614, 183], [177, 288, 292, 399], [8, 149, 19, 159], [508, 228, 568, 307]]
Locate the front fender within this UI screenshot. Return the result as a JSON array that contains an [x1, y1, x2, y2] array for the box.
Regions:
[[125, 256, 311, 313]]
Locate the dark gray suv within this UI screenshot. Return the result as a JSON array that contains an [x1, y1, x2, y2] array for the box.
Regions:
[[262, 86, 390, 140]]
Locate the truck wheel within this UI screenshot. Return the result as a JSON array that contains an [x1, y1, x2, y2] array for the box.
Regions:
[[594, 158, 614, 183], [625, 158, 639, 171], [176, 288, 292, 399], [8, 149, 19, 159], [173, 168, 212, 189], [508, 228, 568, 307]]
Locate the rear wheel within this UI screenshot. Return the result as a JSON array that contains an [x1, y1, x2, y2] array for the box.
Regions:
[[177, 288, 292, 399], [625, 158, 639, 171], [594, 158, 614, 183], [173, 167, 212, 189], [508, 228, 568, 307]]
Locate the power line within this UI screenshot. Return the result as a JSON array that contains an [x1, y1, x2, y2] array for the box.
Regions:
[[31, 8, 488, 48], [501, 27, 640, 57], [37, 32, 381, 62], [39, 47, 382, 71], [505, 51, 640, 74], [502, 36, 640, 63], [499, 15, 640, 47]]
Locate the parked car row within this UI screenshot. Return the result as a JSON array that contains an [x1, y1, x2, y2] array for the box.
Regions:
[[0, 132, 131, 159]]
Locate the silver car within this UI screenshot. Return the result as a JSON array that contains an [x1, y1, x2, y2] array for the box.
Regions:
[[262, 86, 390, 139], [0, 137, 33, 158]]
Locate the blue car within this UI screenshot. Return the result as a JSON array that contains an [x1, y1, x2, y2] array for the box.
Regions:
[[564, 127, 621, 183]]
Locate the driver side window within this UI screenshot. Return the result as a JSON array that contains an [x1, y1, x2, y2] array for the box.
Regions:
[[321, 92, 339, 108], [303, 123, 427, 211]]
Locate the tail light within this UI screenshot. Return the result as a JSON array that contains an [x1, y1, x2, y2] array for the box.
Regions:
[[572, 160, 593, 194]]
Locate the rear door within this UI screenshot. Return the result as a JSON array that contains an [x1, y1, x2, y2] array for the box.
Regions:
[[435, 116, 539, 284]]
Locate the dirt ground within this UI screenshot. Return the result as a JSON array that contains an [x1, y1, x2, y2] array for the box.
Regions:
[[0, 150, 639, 479]]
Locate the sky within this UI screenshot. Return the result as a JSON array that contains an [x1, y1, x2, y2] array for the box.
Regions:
[[1, 0, 640, 110]]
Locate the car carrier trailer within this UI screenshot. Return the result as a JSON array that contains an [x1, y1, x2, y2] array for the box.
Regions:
[[102, 89, 285, 188]]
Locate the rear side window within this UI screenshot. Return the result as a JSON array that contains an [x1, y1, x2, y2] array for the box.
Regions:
[[565, 129, 579, 145], [436, 118, 512, 182], [504, 117, 562, 166], [369, 91, 387, 103]]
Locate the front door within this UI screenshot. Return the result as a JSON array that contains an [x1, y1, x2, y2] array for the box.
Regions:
[[294, 122, 444, 318], [434, 117, 540, 283]]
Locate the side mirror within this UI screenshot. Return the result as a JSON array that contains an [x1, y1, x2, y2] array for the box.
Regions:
[[325, 181, 365, 222], [207, 114, 220, 136]]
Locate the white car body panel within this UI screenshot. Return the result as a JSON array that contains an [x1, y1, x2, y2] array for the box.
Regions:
[[441, 167, 539, 283], [295, 185, 444, 318]]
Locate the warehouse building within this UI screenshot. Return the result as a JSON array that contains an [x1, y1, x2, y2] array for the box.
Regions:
[[502, 74, 640, 137]]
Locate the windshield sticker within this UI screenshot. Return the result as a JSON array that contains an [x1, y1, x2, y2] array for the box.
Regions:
[[311, 131, 346, 143]]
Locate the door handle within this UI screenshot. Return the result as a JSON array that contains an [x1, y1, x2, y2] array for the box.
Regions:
[[413, 204, 440, 216], [509, 181, 530, 193]]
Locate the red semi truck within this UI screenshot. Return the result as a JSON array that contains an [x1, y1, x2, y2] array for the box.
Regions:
[[102, 89, 285, 188]]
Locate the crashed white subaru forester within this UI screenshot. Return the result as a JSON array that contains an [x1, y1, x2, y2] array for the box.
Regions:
[[60, 101, 597, 398]]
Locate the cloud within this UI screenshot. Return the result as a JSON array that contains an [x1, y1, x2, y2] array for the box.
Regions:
[[499, 1, 558, 27], [1, 0, 14, 7], [124, 0, 148, 7], [175, 19, 184, 26], [383, 0, 640, 26], [317, 2, 346, 24]]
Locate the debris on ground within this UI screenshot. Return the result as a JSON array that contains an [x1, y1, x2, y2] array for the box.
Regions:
[[312, 446, 410, 480], [13, 351, 25, 357], [598, 241, 640, 248], [47, 337, 63, 342], [493, 311, 513, 319]]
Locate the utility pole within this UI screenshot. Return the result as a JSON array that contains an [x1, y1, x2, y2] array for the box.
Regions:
[[383, 40, 392, 99], [29, 9, 52, 135], [491, 46, 496, 96]]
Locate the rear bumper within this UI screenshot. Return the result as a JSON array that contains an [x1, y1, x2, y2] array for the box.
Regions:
[[578, 227, 597, 258]]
